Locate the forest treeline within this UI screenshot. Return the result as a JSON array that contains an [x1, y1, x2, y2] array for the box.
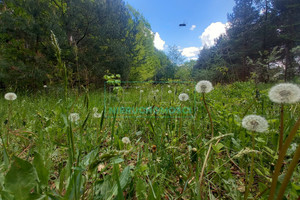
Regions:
[[0, 0, 299, 90], [193, 0, 300, 83], [0, 0, 176, 90]]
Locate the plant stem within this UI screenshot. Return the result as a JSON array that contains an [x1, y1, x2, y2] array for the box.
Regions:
[[199, 93, 214, 195], [202, 93, 214, 138], [199, 143, 212, 195], [6, 102, 12, 147], [279, 104, 284, 152], [244, 132, 256, 199], [276, 143, 300, 200], [268, 117, 300, 200]]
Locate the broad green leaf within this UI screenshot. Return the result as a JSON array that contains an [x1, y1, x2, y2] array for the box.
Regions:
[[107, 166, 132, 200], [33, 152, 50, 186], [4, 157, 38, 200]]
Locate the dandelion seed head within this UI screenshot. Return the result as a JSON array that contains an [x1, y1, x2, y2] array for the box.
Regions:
[[195, 81, 213, 93], [93, 112, 101, 118], [168, 90, 172, 94], [140, 90, 144, 93], [242, 115, 268, 133], [4, 92, 17, 101], [122, 137, 131, 144], [93, 107, 98, 112], [268, 83, 300, 104], [68, 113, 80, 122], [178, 93, 189, 101]]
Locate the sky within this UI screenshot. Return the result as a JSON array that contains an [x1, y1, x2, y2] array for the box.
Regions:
[[125, 0, 236, 60]]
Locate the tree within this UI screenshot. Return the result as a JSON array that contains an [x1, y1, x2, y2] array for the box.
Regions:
[[175, 60, 195, 81], [167, 45, 186, 66], [271, 0, 300, 80], [227, 0, 261, 80]]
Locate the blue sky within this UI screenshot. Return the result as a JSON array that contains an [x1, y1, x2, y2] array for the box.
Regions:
[[125, 0, 236, 60]]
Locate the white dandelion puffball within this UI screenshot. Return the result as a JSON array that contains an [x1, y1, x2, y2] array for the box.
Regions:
[[168, 85, 171, 88], [93, 107, 98, 112], [195, 80, 213, 93], [187, 89, 190, 92], [268, 83, 300, 104], [43, 85, 47, 88], [4, 92, 17, 101], [140, 90, 144, 93], [178, 93, 189, 101], [93, 112, 101, 118], [155, 89, 159, 93], [68, 113, 80, 122], [168, 90, 172, 94], [122, 137, 131, 144], [242, 115, 268, 133]]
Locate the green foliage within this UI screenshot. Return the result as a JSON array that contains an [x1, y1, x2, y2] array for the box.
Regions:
[[193, 0, 300, 83], [3, 157, 38, 200], [0, 82, 299, 199], [104, 71, 122, 94], [0, 0, 169, 90]]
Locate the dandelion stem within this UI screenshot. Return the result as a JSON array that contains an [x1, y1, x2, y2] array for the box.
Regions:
[[277, 142, 300, 199], [199, 93, 214, 195], [202, 93, 213, 138], [6, 102, 12, 147], [279, 104, 284, 152], [268, 117, 300, 200]]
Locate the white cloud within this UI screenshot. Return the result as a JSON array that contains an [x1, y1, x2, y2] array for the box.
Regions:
[[199, 22, 227, 47], [190, 25, 196, 31], [153, 32, 165, 50], [181, 47, 202, 60]]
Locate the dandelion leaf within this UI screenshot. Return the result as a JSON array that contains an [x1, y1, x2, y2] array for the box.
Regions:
[[4, 157, 38, 200]]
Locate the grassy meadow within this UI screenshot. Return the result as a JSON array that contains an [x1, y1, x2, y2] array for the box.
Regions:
[[0, 81, 299, 199]]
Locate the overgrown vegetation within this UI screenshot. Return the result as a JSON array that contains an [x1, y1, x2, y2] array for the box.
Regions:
[[0, 0, 300, 199], [0, 82, 299, 199]]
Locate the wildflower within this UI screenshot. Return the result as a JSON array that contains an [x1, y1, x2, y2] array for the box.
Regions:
[[268, 83, 300, 104], [155, 89, 159, 93], [195, 80, 213, 93], [122, 137, 131, 144], [68, 113, 80, 122], [168, 90, 172, 94], [93, 112, 101, 118], [178, 93, 189, 101], [168, 85, 171, 88], [93, 107, 98, 112], [4, 93, 17, 101], [43, 85, 47, 88], [140, 90, 144, 93], [242, 115, 268, 133], [187, 89, 190, 92]]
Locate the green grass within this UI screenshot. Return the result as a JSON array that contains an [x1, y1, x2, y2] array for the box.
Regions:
[[0, 82, 299, 200]]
